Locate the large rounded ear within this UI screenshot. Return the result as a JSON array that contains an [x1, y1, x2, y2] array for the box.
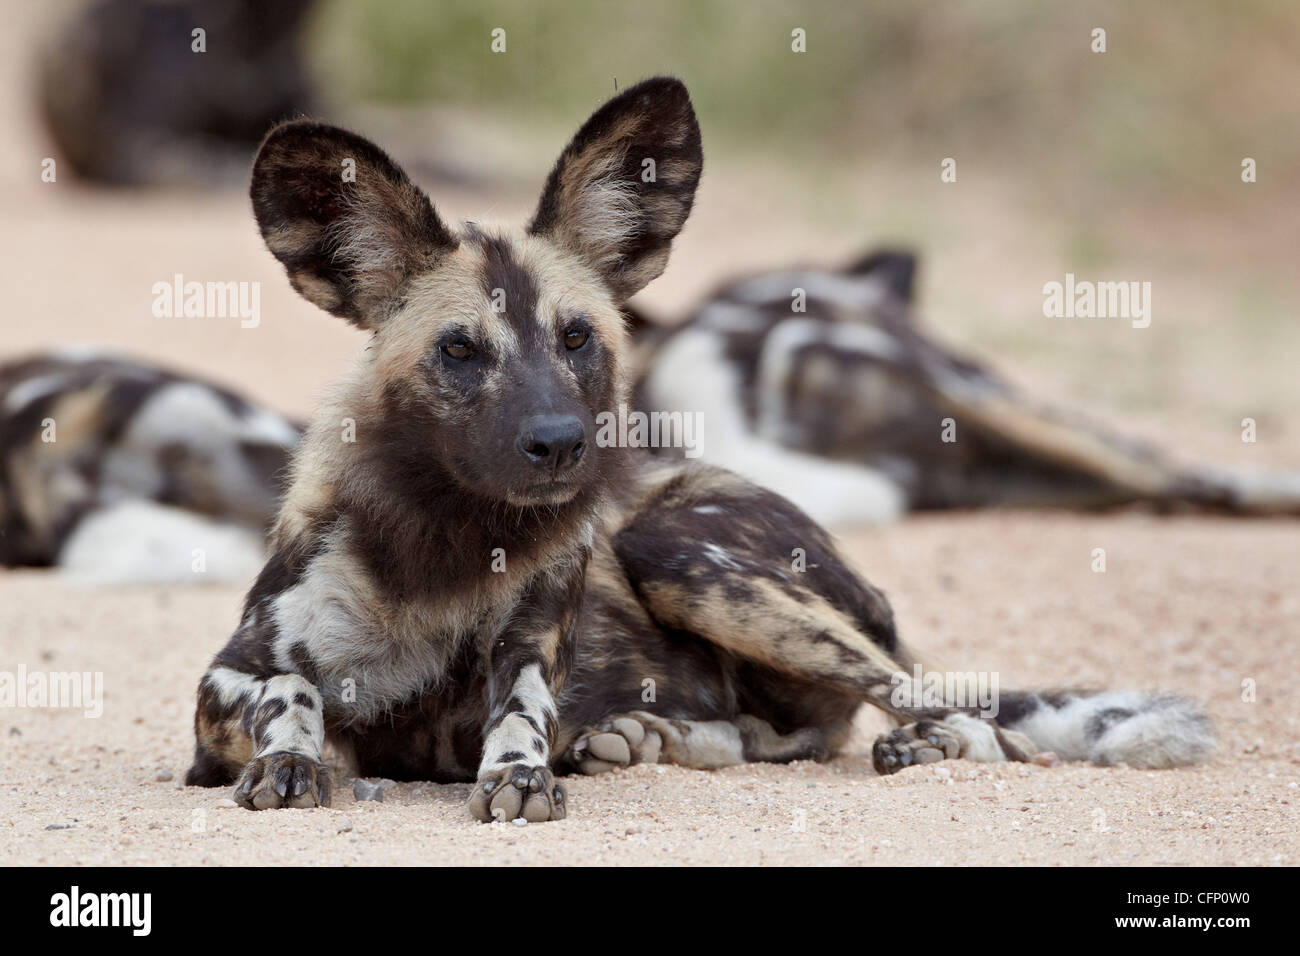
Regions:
[[527, 77, 703, 303], [846, 249, 918, 303], [250, 120, 457, 329]]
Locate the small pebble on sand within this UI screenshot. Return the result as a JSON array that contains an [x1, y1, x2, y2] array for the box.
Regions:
[[353, 779, 385, 802]]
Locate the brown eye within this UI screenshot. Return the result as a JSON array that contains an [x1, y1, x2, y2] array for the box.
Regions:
[[443, 340, 474, 360], [564, 328, 589, 350]]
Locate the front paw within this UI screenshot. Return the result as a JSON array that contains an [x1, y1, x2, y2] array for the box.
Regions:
[[233, 751, 332, 810], [468, 763, 566, 823]]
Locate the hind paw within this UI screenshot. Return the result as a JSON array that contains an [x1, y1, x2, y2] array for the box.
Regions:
[[872, 721, 961, 775], [570, 715, 663, 775]]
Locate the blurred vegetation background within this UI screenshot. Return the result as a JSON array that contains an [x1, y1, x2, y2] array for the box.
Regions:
[[311, 0, 1300, 208], [295, 0, 1300, 448]]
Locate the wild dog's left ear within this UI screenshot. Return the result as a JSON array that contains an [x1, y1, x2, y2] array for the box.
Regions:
[[528, 77, 703, 302], [250, 120, 457, 329]]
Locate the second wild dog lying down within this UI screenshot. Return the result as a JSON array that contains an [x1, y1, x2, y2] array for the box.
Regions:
[[633, 251, 1300, 527], [0, 351, 298, 582], [186, 78, 1214, 821]]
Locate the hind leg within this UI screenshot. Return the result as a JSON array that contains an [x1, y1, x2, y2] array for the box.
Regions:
[[614, 467, 917, 720], [567, 712, 828, 774], [611, 465, 1047, 769]]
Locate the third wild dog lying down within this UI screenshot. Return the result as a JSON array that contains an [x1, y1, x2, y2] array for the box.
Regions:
[[185, 77, 1214, 821]]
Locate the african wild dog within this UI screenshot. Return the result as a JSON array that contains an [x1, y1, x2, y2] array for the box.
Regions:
[[633, 249, 1300, 525], [40, 0, 318, 187], [0, 352, 298, 582], [185, 77, 1214, 822]]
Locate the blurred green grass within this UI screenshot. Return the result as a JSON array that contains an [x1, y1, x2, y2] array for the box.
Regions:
[[310, 0, 1300, 206]]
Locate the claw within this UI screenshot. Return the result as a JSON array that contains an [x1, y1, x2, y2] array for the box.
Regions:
[[231, 753, 330, 811]]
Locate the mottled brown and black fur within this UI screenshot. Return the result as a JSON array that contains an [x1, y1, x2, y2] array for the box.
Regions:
[[187, 77, 1214, 822], [0, 352, 298, 573], [633, 247, 1300, 526]]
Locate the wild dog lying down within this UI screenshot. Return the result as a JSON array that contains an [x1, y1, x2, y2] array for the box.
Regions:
[[0, 352, 298, 582], [186, 78, 1214, 821], [634, 250, 1300, 527]]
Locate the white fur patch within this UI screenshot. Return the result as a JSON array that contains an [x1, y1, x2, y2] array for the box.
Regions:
[[268, 543, 474, 726], [204, 667, 263, 708], [574, 174, 640, 268], [252, 674, 324, 761], [57, 500, 266, 585], [642, 328, 904, 526], [479, 663, 556, 773], [942, 713, 1008, 762], [633, 713, 746, 769], [94, 381, 296, 532], [702, 542, 744, 570], [696, 301, 771, 333], [4, 372, 77, 414], [1224, 470, 1300, 512]]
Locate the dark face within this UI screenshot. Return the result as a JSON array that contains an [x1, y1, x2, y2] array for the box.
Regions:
[[371, 228, 626, 507], [249, 78, 702, 508]]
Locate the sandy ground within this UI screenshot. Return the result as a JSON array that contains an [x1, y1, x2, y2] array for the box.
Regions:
[[2, 6, 1298, 866], [2, 513, 1297, 866]]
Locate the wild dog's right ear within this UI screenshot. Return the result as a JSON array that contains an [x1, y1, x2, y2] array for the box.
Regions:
[[250, 120, 457, 329], [846, 249, 918, 302], [528, 77, 703, 303]]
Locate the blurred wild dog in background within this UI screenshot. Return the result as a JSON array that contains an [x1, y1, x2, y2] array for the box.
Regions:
[[633, 251, 1300, 526], [0, 352, 299, 582]]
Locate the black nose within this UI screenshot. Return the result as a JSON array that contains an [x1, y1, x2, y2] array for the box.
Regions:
[[517, 414, 586, 472]]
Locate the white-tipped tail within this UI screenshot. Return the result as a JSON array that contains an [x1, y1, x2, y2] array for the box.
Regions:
[[1002, 690, 1216, 769]]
